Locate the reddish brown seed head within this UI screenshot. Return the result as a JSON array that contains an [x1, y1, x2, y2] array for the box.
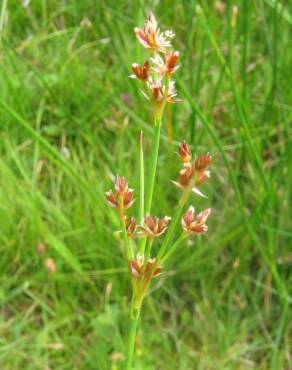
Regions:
[[129, 255, 162, 278], [134, 12, 172, 52], [129, 254, 144, 277], [131, 61, 150, 80], [179, 164, 193, 187], [106, 175, 134, 211], [148, 79, 164, 103], [178, 140, 191, 163], [105, 190, 119, 208], [144, 258, 162, 277], [138, 214, 171, 238], [181, 206, 211, 235], [165, 51, 180, 74], [114, 175, 128, 194], [194, 153, 212, 171], [125, 216, 137, 237]]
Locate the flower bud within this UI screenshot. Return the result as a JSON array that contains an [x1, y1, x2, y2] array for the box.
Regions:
[[125, 216, 137, 237], [179, 164, 193, 187], [178, 140, 191, 163], [129, 254, 162, 278], [165, 51, 180, 74], [194, 153, 212, 171], [129, 254, 144, 277], [106, 176, 134, 211], [131, 61, 150, 80]]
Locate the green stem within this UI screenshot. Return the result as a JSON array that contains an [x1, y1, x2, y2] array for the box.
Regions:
[[145, 116, 162, 213], [161, 232, 187, 263], [125, 304, 140, 370], [139, 131, 144, 223], [157, 188, 191, 262], [145, 238, 154, 259], [120, 217, 133, 260], [140, 116, 162, 255]]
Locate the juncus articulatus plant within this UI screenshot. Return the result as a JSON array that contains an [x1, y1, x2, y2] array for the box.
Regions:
[[106, 12, 212, 369]]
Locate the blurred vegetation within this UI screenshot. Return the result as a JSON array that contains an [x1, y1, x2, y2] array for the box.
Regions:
[[0, 0, 291, 369]]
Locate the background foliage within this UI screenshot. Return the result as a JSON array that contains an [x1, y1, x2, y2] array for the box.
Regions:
[[0, 0, 291, 369]]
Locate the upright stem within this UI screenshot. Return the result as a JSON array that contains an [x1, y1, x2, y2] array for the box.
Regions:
[[145, 115, 162, 213], [120, 219, 133, 260], [157, 187, 191, 262], [139, 131, 145, 223], [125, 303, 140, 370], [161, 232, 187, 263], [140, 115, 162, 254]]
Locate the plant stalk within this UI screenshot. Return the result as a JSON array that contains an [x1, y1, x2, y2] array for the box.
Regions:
[[157, 187, 191, 262], [125, 303, 140, 370], [145, 115, 162, 213], [139, 131, 145, 223], [140, 115, 162, 254]]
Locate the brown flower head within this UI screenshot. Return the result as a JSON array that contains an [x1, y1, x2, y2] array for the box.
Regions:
[[147, 78, 164, 103], [129, 254, 162, 278], [138, 214, 171, 238], [151, 51, 180, 76], [125, 216, 137, 237], [178, 140, 191, 164], [130, 61, 150, 80], [181, 206, 211, 234], [194, 153, 212, 171], [106, 175, 134, 211], [172, 151, 212, 197], [179, 163, 193, 187], [165, 51, 180, 74], [192, 153, 212, 193], [134, 12, 174, 52]]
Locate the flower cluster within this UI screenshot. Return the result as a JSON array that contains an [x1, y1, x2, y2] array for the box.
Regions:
[[106, 176, 171, 240], [182, 206, 211, 235], [134, 12, 174, 52], [173, 140, 212, 198], [129, 254, 162, 278], [176, 140, 212, 235], [131, 12, 180, 116], [105, 175, 134, 214], [138, 215, 171, 238]]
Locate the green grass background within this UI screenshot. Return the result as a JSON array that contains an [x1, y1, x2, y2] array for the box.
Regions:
[[0, 0, 291, 369]]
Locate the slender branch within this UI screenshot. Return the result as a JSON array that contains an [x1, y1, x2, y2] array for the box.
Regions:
[[119, 203, 133, 260], [120, 219, 133, 260], [157, 188, 191, 262], [145, 238, 154, 259], [161, 232, 187, 263]]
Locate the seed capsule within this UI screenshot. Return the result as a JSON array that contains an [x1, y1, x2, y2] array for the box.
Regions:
[[178, 140, 191, 164], [181, 206, 211, 235], [138, 214, 171, 238]]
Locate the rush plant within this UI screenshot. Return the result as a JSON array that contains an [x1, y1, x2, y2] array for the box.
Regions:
[[105, 12, 212, 370]]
